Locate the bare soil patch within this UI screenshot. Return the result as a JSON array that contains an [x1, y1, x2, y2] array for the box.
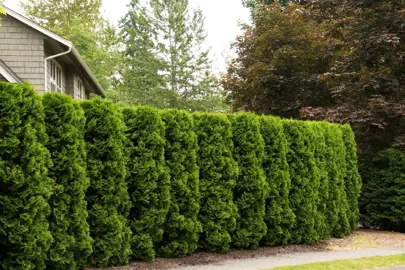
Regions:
[[88, 229, 405, 270], [326, 229, 405, 250]]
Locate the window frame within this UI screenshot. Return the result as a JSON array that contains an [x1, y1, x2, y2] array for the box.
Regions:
[[48, 60, 63, 93]]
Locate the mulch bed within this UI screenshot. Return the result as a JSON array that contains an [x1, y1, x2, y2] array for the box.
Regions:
[[89, 241, 329, 270]]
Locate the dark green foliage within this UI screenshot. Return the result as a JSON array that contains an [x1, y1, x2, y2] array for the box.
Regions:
[[157, 110, 201, 257], [0, 83, 53, 270], [193, 113, 238, 253], [340, 124, 361, 231], [324, 124, 351, 238], [259, 116, 294, 246], [230, 113, 268, 249], [282, 120, 318, 245], [122, 106, 170, 261], [42, 93, 92, 269], [360, 149, 405, 232], [81, 98, 132, 267], [308, 122, 329, 240]]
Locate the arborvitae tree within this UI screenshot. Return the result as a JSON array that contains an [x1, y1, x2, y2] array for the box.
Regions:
[[282, 120, 318, 244], [122, 106, 170, 261], [81, 98, 132, 267], [0, 83, 53, 270], [259, 116, 294, 246], [340, 124, 361, 231], [42, 93, 92, 269], [157, 110, 201, 257], [324, 124, 351, 238], [308, 122, 329, 240], [193, 113, 238, 253], [230, 113, 268, 249]]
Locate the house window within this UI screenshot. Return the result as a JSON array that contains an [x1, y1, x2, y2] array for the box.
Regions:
[[48, 60, 63, 93], [74, 76, 86, 100]]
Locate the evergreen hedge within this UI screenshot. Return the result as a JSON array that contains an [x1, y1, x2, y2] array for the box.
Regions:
[[360, 149, 405, 232], [42, 93, 92, 270], [0, 81, 363, 267], [158, 110, 201, 257], [230, 113, 268, 249], [122, 106, 170, 261], [259, 116, 294, 246], [81, 98, 132, 267], [0, 83, 53, 270], [282, 120, 318, 244], [194, 113, 238, 252], [340, 125, 362, 231]]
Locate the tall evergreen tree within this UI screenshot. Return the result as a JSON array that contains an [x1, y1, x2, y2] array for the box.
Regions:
[[0, 83, 53, 270], [123, 106, 170, 262], [194, 113, 239, 253], [158, 110, 201, 257], [43, 93, 93, 270], [119, 0, 225, 111], [230, 113, 268, 249], [22, 0, 121, 91], [81, 98, 132, 267], [259, 116, 295, 246]]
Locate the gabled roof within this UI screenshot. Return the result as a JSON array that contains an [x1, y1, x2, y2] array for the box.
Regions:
[[1, 5, 106, 97], [0, 59, 23, 83]]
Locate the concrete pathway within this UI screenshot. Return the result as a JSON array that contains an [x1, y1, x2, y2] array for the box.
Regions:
[[173, 248, 405, 270]]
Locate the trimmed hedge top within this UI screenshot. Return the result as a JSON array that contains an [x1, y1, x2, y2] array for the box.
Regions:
[[0, 84, 361, 269]]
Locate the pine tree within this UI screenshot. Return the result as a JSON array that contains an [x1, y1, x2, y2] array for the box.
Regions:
[[43, 93, 92, 269], [259, 116, 295, 246], [0, 83, 53, 270], [230, 113, 268, 249], [120, 0, 225, 111], [282, 120, 318, 244], [193, 113, 239, 253], [122, 106, 170, 262], [157, 110, 201, 257], [81, 98, 132, 267]]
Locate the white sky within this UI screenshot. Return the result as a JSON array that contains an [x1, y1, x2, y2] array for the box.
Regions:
[[4, 0, 250, 73]]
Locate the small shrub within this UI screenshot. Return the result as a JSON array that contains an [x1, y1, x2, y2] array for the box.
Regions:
[[194, 113, 238, 252], [0, 83, 53, 270], [282, 120, 318, 244], [230, 113, 268, 249], [259, 116, 295, 246], [81, 98, 132, 267], [340, 124, 362, 231], [43, 93, 92, 269], [123, 106, 170, 261], [157, 110, 201, 257]]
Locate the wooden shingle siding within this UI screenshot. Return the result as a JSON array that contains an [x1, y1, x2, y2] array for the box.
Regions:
[[0, 15, 45, 92]]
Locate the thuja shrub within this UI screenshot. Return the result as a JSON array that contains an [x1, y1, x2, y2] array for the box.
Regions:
[[308, 122, 329, 240], [81, 98, 132, 267], [43, 93, 92, 269], [122, 106, 170, 261], [0, 83, 53, 270], [282, 120, 318, 245], [230, 113, 268, 249], [324, 124, 351, 238], [157, 110, 201, 257], [340, 124, 362, 231], [259, 116, 294, 246], [194, 113, 238, 253], [360, 149, 405, 232]]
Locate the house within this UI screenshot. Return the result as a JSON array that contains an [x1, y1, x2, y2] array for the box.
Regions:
[[0, 6, 105, 99]]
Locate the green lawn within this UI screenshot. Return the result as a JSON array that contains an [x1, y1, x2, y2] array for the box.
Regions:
[[269, 254, 405, 270]]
